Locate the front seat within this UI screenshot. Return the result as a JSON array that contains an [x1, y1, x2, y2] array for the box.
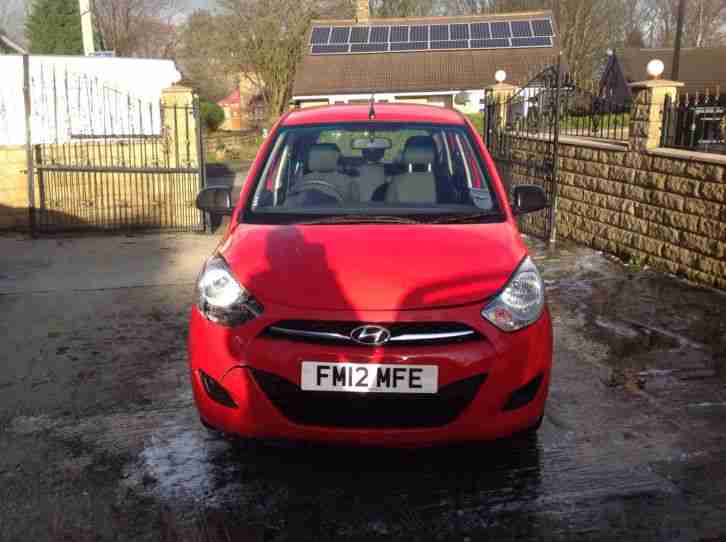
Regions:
[[385, 136, 437, 204], [301, 143, 358, 202]]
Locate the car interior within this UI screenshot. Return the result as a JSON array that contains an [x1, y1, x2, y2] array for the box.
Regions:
[[254, 126, 495, 211]]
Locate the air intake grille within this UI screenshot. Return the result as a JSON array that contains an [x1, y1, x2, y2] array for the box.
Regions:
[[264, 321, 481, 346], [251, 368, 486, 429]]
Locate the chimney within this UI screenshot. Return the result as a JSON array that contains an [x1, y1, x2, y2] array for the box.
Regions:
[[356, 0, 370, 22]]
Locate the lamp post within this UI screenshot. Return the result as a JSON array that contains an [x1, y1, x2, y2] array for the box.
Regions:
[[672, 0, 686, 80]]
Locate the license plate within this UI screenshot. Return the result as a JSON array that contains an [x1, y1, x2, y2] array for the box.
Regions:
[[301, 362, 438, 394]]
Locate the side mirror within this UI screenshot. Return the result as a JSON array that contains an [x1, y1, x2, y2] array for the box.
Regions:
[[512, 185, 548, 215], [196, 186, 234, 216]]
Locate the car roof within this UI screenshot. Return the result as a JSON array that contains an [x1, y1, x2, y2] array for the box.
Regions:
[[282, 103, 468, 127]]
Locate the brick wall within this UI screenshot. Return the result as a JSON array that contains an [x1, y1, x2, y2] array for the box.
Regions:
[[510, 137, 726, 290]]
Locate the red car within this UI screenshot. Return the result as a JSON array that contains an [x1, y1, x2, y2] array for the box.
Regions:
[[190, 103, 552, 447]]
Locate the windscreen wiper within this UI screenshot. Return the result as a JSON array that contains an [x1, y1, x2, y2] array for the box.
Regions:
[[430, 211, 504, 224], [299, 215, 421, 225]]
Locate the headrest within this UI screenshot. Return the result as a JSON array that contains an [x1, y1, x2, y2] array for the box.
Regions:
[[402, 136, 435, 166], [308, 144, 340, 173]]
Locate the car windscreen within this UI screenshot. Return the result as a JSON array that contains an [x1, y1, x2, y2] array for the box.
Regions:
[[244, 123, 502, 224]]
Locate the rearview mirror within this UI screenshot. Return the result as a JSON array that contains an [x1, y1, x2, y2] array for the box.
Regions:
[[512, 185, 548, 215], [351, 137, 392, 150], [196, 186, 234, 216]]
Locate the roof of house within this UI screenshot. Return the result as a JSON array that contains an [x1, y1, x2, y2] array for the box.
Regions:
[[293, 11, 559, 97], [283, 103, 468, 126], [620, 47, 726, 95], [218, 87, 241, 106]]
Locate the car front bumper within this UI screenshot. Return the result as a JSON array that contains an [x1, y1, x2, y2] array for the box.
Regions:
[[188, 302, 553, 447]]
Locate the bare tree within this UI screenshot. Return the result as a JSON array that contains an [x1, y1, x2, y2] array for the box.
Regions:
[[370, 0, 435, 17], [91, 0, 184, 57], [176, 10, 237, 101], [217, 0, 351, 121], [648, 0, 726, 47]]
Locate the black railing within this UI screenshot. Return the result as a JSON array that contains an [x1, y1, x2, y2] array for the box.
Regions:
[[558, 75, 631, 142], [482, 75, 631, 144], [661, 93, 726, 155]]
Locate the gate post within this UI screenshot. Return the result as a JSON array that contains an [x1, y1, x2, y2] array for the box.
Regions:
[[548, 55, 563, 244], [628, 78, 683, 151], [484, 82, 517, 130], [161, 85, 198, 166], [161, 85, 204, 230]]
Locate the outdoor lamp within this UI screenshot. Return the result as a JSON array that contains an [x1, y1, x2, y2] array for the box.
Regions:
[[495, 70, 507, 84], [647, 59, 665, 79]]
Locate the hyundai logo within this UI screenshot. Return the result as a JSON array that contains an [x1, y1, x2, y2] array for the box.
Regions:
[[350, 325, 391, 346]]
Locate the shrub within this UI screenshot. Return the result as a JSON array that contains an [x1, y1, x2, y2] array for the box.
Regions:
[[200, 101, 226, 132]]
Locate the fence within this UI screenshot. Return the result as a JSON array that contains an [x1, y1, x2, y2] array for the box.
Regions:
[[660, 92, 726, 155], [483, 75, 631, 146], [0, 55, 206, 233], [559, 75, 631, 142]]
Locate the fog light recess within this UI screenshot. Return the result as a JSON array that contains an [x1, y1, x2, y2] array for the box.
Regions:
[[503, 373, 543, 412], [199, 370, 238, 408]]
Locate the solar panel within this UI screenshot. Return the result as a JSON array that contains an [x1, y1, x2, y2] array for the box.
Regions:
[[430, 24, 449, 41], [410, 25, 429, 42], [431, 40, 468, 50], [369, 26, 390, 43], [511, 36, 552, 47], [310, 26, 331, 45], [390, 41, 428, 51], [490, 22, 511, 39], [330, 27, 351, 44], [351, 43, 389, 53], [471, 38, 510, 49], [532, 19, 554, 37], [350, 26, 370, 43], [310, 18, 555, 54], [510, 21, 532, 38], [470, 22, 490, 40], [390, 25, 409, 42], [311, 44, 350, 54]]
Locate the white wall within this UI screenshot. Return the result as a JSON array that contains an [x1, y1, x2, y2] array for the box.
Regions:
[[0, 55, 181, 145]]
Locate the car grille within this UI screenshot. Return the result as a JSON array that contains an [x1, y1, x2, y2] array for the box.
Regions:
[[263, 321, 481, 346], [250, 368, 487, 429]]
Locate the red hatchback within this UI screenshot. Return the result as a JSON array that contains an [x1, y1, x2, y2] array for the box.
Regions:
[[190, 103, 552, 447]]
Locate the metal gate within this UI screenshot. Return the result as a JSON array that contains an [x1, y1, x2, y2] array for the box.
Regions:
[[28, 67, 206, 234], [484, 63, 562, 241]]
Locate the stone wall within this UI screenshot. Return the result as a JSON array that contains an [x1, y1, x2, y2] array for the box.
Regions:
[[0, 146, 30, 230], [510, 136, 726, 290]]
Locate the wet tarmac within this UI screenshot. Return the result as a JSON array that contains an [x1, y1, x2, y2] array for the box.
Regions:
[[0, 234, 725, 541]]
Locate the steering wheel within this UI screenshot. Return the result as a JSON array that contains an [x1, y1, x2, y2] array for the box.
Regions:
[[288, 179, 346, 203]]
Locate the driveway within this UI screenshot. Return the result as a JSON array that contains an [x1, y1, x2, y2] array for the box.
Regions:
[[0, 230, 724, 541]]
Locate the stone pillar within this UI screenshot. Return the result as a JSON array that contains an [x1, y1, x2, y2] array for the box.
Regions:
[[484, 83, 517, 129], [356, 0, 370, 22], [161, 85, 199, 168], [629, 79, 684, 151]]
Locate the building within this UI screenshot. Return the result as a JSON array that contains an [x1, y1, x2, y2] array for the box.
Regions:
[[0, 55, 180, 145], [218, 87, 242, 131], [217, 76, 267, 131], [601, 47, 726, 102], [292, 2, 560, 113]]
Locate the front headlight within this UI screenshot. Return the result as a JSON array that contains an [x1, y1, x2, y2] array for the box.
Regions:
[[196, 255, 263, 326], [481, 256, 544, 332]]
